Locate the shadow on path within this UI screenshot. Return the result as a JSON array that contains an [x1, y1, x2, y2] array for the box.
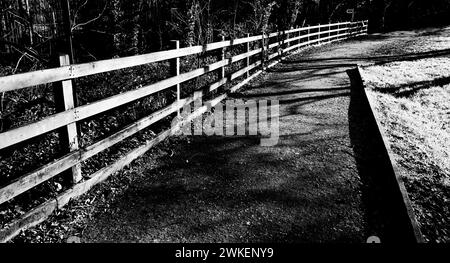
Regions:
[[285, 48, 450, 65], [230, 87, 350, 99], [80, 32, 436, 243], [82, 134, 366, 243]]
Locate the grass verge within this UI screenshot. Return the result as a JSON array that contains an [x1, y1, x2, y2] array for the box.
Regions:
[[361, 58, 450, 243]]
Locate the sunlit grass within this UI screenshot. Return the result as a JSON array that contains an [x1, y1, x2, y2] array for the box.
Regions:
[[361, 57, 450, 242]]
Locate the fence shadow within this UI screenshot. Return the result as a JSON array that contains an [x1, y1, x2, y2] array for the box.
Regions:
[[267, 63, 359, 73], [372, 75, 450, 98], [285, 48, 450, 65], [81, 134, 366, 243], [230, 87, 350, 99]]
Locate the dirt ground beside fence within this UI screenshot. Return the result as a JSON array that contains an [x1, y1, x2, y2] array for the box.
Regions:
[[11, 26, 450, 243]]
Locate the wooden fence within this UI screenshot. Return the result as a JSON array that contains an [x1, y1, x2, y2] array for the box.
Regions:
[[0, 20, 368, 242]]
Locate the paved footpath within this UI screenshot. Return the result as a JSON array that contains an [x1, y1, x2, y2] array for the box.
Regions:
[[81, 34, 416, 243]]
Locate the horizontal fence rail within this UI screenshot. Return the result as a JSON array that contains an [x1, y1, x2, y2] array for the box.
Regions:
[[0, 20, 368, 242]]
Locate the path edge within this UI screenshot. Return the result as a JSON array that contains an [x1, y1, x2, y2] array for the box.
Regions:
[[347, 66, 425, 243]]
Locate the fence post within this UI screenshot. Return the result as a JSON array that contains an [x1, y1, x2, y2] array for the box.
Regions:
[[349, 22, 353, 38], [261, 33, 265, 70], [286, 28, 291, 49], [329, 23, 332, 43], [318, 24, 321, 45], [170, 40, 180, 117], [337, 23, 340, 41], [307, 26, 310, 45], [220, 36, 226, 79], [345, 22, 352, 39], [350, 22, 355, 37], [246, 33, 250, 78], [54, 53, 81, 184]]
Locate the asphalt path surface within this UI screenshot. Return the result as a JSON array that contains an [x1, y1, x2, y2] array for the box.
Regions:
[[79, 34, 417, 243]]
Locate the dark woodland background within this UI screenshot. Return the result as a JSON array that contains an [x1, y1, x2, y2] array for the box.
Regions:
[[1, 0, 449, 67]]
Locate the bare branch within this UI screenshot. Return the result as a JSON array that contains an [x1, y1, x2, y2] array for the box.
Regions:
[[13, 53, 28, 74], [73, 0, 90, 26], [71, 1, 108, 32], [328, 1, 345, 22], [0, 39, 47, 63]]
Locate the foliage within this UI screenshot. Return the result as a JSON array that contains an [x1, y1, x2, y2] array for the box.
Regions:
[[1, 0, 449, 65]]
